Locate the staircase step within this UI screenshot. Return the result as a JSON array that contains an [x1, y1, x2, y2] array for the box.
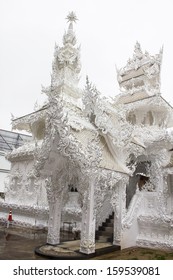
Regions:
[[96, 232, 113, 241], [102, 222, 113, 227], [105, 218, 114, 224], [107, 236, 114, 242], [96, 230, 113, 236], [97, 227, 113, 234], [102, 226, 113, 232], [98, 226, 104, 231], [109, 214, 114, 219], [97, 236, 113, 243], [98, 225, 113, 231], [97, 237, 109, 242], [96, 212, 114, 243]]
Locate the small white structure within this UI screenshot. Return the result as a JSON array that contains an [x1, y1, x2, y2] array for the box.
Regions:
[[0, 129, 31, 198], [1, 12, 173, 254]]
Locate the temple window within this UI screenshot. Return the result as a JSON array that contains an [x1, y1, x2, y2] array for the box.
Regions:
[[0, 192, 5, 200], [32, 120, 45, 140], [68, 184, 78, 192], [137, 174, 149, 191], [127, 112, 136, 124], [26, 177, 35, 194], [11, 177, 19, 191], [142, 111, 153, 125]]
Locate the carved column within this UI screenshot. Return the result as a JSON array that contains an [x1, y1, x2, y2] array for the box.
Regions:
[[80, 177, 96, 254], [111, 182, 126, 246], [46, 177, 63, 245]]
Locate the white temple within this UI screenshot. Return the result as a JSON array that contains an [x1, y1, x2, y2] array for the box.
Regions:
[[1, 12, 173, 254]]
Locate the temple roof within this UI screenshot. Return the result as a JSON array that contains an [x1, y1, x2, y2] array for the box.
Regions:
[[117, 42, 163, 97], [6, 141, 38, 161], [0, 129, 31, 152], [70, 127, 130, 174], [115, 91, 151, 105]]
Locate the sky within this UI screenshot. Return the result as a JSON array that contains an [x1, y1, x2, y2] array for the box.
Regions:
[[0, 0, 173, 131]]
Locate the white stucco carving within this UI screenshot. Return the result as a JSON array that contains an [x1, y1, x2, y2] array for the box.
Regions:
[[1, 12, 173, 254]]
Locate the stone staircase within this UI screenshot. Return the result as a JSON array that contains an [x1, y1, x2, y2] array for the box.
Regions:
[[95, 212, 114, 243]]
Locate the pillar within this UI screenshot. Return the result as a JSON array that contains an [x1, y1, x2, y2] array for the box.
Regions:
[[47, 192, 63, 245], [111, 183, 126, 246], [45, 176, 63, 245], [80, 178, 96, 254]]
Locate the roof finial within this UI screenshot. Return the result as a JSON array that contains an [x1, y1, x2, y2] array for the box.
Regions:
[[63, 12, 78, 46], [66, 11, 78, 23], [133, 41, 143, 60]]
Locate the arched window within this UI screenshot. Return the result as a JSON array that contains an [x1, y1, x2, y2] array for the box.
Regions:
[[127, 112, 136, 124], [142, 111, 153, 125]]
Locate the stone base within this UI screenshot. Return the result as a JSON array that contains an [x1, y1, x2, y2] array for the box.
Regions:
[[35, 240, 120, 259]]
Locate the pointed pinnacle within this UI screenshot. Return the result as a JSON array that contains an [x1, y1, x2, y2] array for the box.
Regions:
[[66, 11, 78, 23]]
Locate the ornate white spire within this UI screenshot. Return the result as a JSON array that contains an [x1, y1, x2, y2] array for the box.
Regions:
[[63, 12, 78, 46], [51, 12, 81, 89]]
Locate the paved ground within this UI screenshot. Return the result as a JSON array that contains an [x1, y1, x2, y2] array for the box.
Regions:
[[1, 225, 173, 260], [0, 230, 46, 259], [0, 226, 117, 260]]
